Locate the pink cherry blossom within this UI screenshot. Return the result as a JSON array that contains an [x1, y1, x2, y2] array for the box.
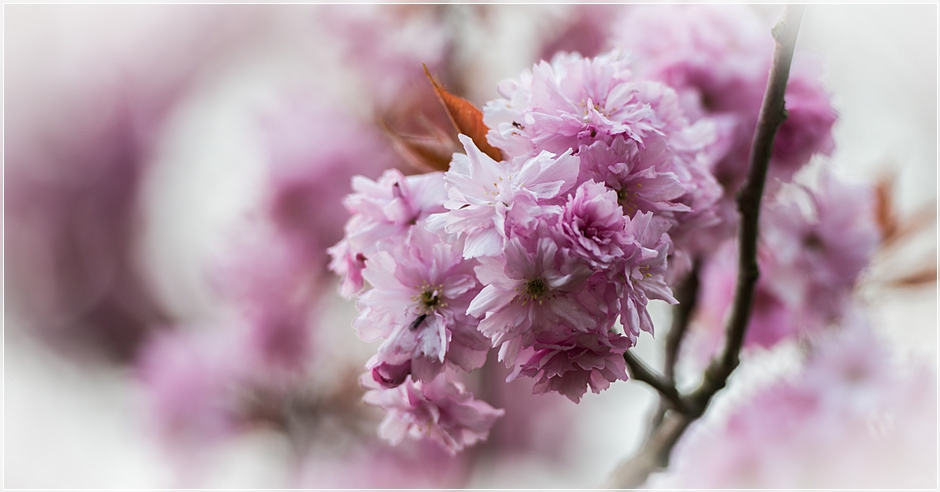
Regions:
[[770, 74, 837, 176], [518, 329, 632, 403], [467, 235, 597, 366], [554, 180, 630, 268], [658, 320, 937, 488], [612, 4, 837, 194], [761, 171, 880, 326], [328, 168, 447, 297], [355, 227, 489, 384], [690, 171, 880, 357], [362, 373, 505, 455], [426, 134, 579, 259], [618, 211, 677, 337], [483, 50, 713, 161], [578, 136, 691, 219]]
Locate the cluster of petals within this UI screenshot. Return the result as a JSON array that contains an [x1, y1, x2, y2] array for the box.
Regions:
[[425, 140, 680, 353], [362, 373, 505, 455], [328, 168, 446, 297], [517, 329, 632, 403], [328, 165, 506, 452], [441, 80, 691, 399], [356, 227, 490, 386], [483, 50, 707, 159], [612, 5, 836, 183], [333, 32, 842, 453], [481, 50, 724, 267], [343, 49, 719, 414], [425, 135, 579, 259]]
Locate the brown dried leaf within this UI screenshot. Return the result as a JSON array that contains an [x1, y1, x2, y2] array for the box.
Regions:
[[874, 172, 899, 242], [889, 265, 938, 287], [424, 64, 503, 162], [378, 117, 457, 173], [880, 201, 938, 252], [894, 203, 937, 240]]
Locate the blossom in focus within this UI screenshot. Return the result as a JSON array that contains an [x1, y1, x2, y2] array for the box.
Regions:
[[555, 180, 631, 269], [481, 49, 723, 269], [518, 330, 631, 403], [426, 134, 579, 259], [328, 168, 447, 297], [483, 50, 714, 161], [362, 373, 505, 455], [469, 235, 597, 366], [355, 227, 489, 385], [577, 136, 692, 220], [342, 47, 717, 410], [618, 211, 677, 336]]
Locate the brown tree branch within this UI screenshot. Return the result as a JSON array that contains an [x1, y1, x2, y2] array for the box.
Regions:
[[662, 261, 702, 385], [649, 261, 702, 430], [605, 5, 805, 487], [623, 351, 687, 413], [687, 5, 803, 408]]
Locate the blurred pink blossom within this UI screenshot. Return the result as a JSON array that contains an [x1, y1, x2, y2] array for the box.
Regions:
[[689, 170, 880, 355], [658, 320, 937, 488], [612, 4, 837, 253], [5, 6, 269, 361]]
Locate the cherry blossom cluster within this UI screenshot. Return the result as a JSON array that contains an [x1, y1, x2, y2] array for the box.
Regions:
[[331, 51, 715, 452], [330, 5, 840, 455]]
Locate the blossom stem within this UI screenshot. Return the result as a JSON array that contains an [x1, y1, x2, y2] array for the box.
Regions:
[[687, 4, 804, 407], [623, 350, 687, 413], [606, 5, 805, 487], [650, 261, 701, 429]]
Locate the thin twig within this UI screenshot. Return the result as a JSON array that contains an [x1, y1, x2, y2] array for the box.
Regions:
[[649, 261, 702, 430], [623, 351, 687, 413], [662, 261, 702, 384], [604, 6, 805, 488], [686, 5, 804, 409]]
